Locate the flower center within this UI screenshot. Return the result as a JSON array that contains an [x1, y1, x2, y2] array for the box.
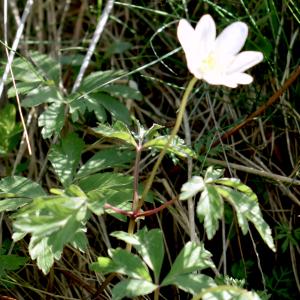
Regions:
[[199, 53, 217, 73]]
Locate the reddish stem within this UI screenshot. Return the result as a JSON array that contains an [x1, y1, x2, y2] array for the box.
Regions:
[[103, 197, 177, 219]]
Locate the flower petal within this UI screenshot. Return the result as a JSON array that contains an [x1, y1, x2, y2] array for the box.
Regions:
[[203, 72, 253, 88], [195, 14, 216, 59], [202, 73, 229, 86], [224, 73, 253, 87], [227, 51, 263, 74], [177, 19, 196, 61], [215, 22, 248, 56]]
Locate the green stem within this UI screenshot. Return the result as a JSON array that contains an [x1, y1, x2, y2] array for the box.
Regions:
[[138, 76, 198, 209], [125, 218, 136, 252], [154, 287, 160, 300]]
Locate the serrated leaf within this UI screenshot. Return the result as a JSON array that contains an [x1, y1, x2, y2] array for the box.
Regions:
[[112, 279, 157, 300], [180, 176, 204, 200], [68, 92, 107, 123], [78, 70, 126, 93], [197, 185, 224, 240], [215, 185, 275, 252], [162, 242, 215, 286], [204, 166, 224, 182], [112, 248, 151, 281], [86, 190, 106, 215], [7, 81, 40, 98], [135, 229, 164, 282], [11, 52, 60, 85], [111, 228, 164, 283], [38, 102, 65, 139], [0, 176, 46, 212], [94, 93, 131, 124], [0, 197, 32, 212], [12, 194, 88, 274], [76, 148, 134, 179], [92, 248, 151, 281], [22, 85, 61, 107], [0, 176, 46, 198], [29, 236, 57, 275], [49, 133, 85, 186], [110, 231, 140, 245], [83, 94, 107, 122], [144, 135, 196, 158], [144, 123, 164, 140], [92, 121, 137, 147], [68, 94, 90, 122], [71, 230, 88, 252], [48, 215, 82, 254], [170, 273, 216, 295], [28, 52, 61, 84], [99, 84, 142, 101], [78, 173, 132, 193]]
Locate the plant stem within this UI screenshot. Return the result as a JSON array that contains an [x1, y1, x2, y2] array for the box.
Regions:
[[132, 141, 143, 210], [126, 140, 143, 252], [154, 287, 160, 300], [125, 217, 136, 252], [139, 76, 198, 209]]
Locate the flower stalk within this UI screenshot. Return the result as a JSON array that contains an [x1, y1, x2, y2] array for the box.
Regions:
[[139, 76, 198, 209]]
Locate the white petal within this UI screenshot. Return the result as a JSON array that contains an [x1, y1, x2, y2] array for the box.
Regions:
[[203, 72, 253, 88], [189, 68, 203, 80], [202, 73, 229, 86], [177, 19, 196, 61], [227, 51, 263, 74], [215, 22, 248, 56], [224, 73, 253, 86], [195, 14, 216, 59]]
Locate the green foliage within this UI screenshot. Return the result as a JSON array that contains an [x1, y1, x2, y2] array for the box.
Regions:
[[180, 167, 276, 252], [92, 121, 137, 147], [76, 148, 135, 179], [6, 54, 142, 139], [49, 132, 85, 187], [0, 255, 27, 277], [230, 260, 255, 280], [275, 223, 300, 253], [264, 267, 297, 300], [38, 101, 65, 139], [0, 176, 46, 212], [92, 229, 219, 299], [78, 172, 133, 220], [11, 185, 89, 274], [70, 70, 141, 124], [111, 228, 164, 283], [143, 135, 197, 158], [0, 104, 22, 156], [161, 241, 215, 286]]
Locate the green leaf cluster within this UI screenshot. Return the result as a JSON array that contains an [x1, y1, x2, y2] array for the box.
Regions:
[[6, 53, 143, 139], [180, 167, 276, 252], [11, 185, 89, 274], [91, 228, 216, 299]]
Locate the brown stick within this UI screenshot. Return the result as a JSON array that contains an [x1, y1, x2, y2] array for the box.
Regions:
[[212, 65, 300, 148]]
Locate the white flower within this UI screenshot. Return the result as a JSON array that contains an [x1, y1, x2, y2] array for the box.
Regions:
[[177, 14, 263, 88]]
